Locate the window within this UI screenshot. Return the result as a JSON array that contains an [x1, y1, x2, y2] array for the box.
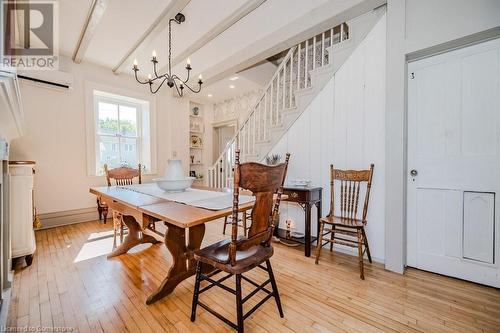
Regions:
[[91, 90, 154, 175]]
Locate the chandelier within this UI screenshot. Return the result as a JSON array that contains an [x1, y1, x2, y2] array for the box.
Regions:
[[132, 13, 202, 96]]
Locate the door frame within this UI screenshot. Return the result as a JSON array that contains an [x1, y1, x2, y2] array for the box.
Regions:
[[400, 31, 500, 273], [212, 119, 238, 164]]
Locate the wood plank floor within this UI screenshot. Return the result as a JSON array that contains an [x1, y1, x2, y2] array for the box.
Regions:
[[6, 219, 500, 333]]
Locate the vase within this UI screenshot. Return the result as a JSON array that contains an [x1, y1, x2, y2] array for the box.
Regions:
[[164, 159, 184, 180]]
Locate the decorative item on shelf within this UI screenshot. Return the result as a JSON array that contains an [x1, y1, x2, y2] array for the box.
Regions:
[[196, 173, 204, 180], [265, 153, 282, 165], [189, 170, 196, 177], [132, 13, 202, 96], [190, 155, 194, 164], [192, 106, 200, 116], [154, 159, 194, 192], [190, 135, 202, 148], [190, 121, 202, 133]]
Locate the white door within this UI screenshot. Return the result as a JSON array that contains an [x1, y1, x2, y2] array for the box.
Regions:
[[407, 38, 500, 287]]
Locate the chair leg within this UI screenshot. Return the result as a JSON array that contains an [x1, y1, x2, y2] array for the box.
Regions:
[[266, 260, 284, 318], [120, 219, 124, 243], [97, 202, 102, 221], [315, 221, 325, 264], [242, 213, 247, 237], [235, 274, 244, 333], [190, 261, 202, 322], [362, 229, 372, 263], [357, 229, 364, 280], [329, 225, 336, 252], [103, 208, 108, 224], [223, 216, 228, 235]]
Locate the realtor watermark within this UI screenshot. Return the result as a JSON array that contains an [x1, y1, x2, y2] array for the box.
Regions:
[[0, 326, 73, 332], [1, 0, 59, 70]]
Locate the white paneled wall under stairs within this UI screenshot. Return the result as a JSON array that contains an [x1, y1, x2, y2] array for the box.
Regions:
[[208, 9, 385, 188]]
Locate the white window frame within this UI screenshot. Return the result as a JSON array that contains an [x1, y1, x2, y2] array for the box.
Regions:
[[85, 81, 157, 176], [94, 95, 143, 172]]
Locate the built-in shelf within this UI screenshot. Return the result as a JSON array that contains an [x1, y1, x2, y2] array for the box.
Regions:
[[189, 101, 205, 186]]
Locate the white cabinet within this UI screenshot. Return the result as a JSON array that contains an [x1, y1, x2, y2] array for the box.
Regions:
[[9, 162, 35, 266]]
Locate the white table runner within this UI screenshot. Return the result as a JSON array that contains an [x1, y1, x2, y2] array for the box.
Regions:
[[121, 183, 254, 210]]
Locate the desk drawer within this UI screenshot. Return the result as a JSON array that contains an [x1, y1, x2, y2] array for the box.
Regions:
[[283, 189, 308, 202]]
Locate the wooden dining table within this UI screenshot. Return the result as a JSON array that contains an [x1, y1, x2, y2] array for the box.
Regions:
[[90, 185, 255, 305]]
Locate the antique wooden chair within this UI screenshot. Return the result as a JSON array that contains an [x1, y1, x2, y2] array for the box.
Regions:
[[191, 150, 290, 333], [102, 164, 145, 244], [315, 164, 374, 279]]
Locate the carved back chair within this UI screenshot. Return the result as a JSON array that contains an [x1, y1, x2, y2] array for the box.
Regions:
[[100, 164, 143, 244], [315, 164, 374, 279], [191, 150, 290, 333]]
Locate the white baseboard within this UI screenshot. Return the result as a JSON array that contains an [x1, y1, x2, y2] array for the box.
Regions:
[[38, 207, 106, 229]]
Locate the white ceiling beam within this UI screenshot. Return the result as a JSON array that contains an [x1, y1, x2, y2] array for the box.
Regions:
[[112, 0, 191, 74], [169, 0, 267, 68], [72, 0, 109, 64]]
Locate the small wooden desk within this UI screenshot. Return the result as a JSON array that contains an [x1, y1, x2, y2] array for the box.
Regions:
[[280, 186, 322, 257], [90, 185, 255, 304]]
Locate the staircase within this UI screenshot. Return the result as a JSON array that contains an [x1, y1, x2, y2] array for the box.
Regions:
[[208, 9, 384, 188]]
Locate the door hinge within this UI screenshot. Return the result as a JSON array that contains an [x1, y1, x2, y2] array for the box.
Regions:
[[410, 72, 415, 79]]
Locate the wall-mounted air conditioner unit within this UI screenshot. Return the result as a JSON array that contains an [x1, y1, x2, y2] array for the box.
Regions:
[[16, 70, 74, 90]]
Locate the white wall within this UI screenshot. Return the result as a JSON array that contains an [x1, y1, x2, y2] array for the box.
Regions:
[[9, 56, 186, 217], [269, 14, 386, 261], [385, 0, 500, 272]]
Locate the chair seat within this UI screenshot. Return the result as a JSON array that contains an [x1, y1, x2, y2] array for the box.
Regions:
[[194, 238, 273, 275], [320, 215, 366, 228]]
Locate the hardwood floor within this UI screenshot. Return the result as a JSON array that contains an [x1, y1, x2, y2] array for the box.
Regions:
[[6, 219, 500, 333]]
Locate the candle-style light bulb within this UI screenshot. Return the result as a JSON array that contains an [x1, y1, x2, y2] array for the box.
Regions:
[[147, 74, 152, 81], [198, 74, 202, 80], [152, 50, 157, 58], [187, 58, 191, 66], [133, 59, 138, 66], [198, 73, 203, 84]]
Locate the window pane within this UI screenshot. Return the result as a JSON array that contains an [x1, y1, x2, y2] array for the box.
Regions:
[[119, 105, 137, 136], [120, 137, 138, 167], [98, 102, 119, 135], [98, 135, 120, 169]]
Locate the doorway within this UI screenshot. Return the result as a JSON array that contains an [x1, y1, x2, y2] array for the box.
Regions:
[[406, 37, 500, 287]]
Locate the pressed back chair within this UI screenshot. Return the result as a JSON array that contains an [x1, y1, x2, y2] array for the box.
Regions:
[[191, 150, 290, 333], [315, 164, 374, 279], [103, 164, 145, 244]]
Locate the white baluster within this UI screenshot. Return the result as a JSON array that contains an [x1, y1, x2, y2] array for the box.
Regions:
[[313, 35, 316, 70], [297, 42, 301, 90], [289, 50, 293, 108], [282, 67, 286, 113], [321, 32, 325, 67], [305, 38, 309, 87], [276, 73, 279, 124], [264, 92, 267, 140]]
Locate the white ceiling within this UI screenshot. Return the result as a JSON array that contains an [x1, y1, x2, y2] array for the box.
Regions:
[[55, 0, 381, 101]]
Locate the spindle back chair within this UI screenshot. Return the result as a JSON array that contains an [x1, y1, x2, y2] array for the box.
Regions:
[[315, 164, 374, 279], [103, 164, 145, 244], [191, 150, 290, 333]]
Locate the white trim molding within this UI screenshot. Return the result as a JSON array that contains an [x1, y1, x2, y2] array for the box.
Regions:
[[84, 80, 158, 176]]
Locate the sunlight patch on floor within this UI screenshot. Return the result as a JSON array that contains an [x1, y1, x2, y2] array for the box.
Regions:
[[74, 233, 114, 263]]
